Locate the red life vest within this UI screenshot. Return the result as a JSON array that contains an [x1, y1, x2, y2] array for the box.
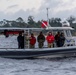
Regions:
[[30, 36, 36, 45]]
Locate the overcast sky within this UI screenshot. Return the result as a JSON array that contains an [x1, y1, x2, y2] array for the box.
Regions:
[[0, 0, 76, 21]]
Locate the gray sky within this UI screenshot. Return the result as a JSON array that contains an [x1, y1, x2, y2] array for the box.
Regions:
[[0, 0, 76, 21]]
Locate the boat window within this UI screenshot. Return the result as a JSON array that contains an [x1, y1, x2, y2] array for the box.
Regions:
[[65, 30, 72, 37]]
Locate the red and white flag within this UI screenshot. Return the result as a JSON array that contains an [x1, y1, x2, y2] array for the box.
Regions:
[[41, 21, 48, 28]]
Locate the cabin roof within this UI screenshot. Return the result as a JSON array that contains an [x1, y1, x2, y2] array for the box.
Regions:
[[0, 27, 74, 30], [46, 27, 74, 30]]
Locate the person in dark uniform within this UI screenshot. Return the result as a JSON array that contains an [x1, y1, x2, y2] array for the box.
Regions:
[[17, 32, 24, 49], [59, 33, 65, 47], [55, 31, 60, 47], [37, 32, 45, 48]]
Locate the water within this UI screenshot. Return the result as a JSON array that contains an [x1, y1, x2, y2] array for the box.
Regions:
[[0, 35, 76, 75], [0, 57, 76, 75]]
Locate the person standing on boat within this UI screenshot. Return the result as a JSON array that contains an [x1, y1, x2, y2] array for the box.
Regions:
[[17, 32, 24, 49], [46, 32, 54, 48], [55, 31, 60, 47], [59, 33, 65, 47], [37, 32, 45, 48], [29, 33, 36, 48]]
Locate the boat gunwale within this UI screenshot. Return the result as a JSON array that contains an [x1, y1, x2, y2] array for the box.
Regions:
[[0, 46, 76, 51]]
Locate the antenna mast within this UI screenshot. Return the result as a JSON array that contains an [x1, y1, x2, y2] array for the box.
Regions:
[[46, 8, 50, 27]]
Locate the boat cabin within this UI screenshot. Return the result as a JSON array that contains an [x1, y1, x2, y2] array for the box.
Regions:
[[0, 22, 75, 49]]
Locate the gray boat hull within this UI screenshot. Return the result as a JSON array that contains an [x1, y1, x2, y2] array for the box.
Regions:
[[0, 46, 76, 58]]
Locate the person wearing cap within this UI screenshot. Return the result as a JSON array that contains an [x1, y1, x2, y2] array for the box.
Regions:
[[29, 33, 36, 48], [46, 32, 55, 48], [37, 32, 45, 48]]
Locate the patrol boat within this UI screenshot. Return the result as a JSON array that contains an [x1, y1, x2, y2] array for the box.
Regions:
[[0, 21, 76, 58]]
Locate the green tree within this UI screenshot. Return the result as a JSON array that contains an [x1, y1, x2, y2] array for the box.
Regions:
[[16, 17, 27, 27], [16, 17, 24, 23], [27, 16, 36, 27], [49, 18, 62, 27], [67, 16, 76, 25]]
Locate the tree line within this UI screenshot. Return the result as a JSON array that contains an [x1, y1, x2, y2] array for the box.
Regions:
[[0, 15, 76, 30]]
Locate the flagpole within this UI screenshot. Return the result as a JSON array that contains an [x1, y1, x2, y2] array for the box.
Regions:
[[46, 8, 50, 27]]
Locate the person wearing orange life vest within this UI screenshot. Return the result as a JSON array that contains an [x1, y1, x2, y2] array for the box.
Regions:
[[46, 32, 55, 48], [29, 33, 36, 48]]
